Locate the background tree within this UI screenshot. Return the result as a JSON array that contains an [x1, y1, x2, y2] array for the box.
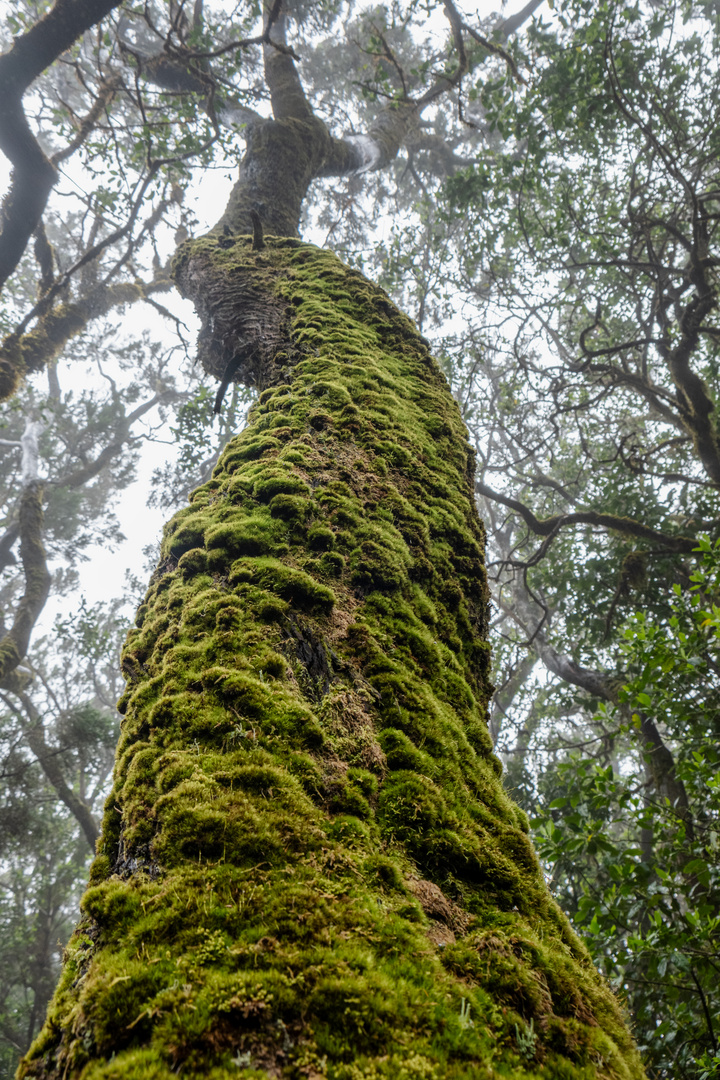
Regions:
[[0, 597, 123, 1074]]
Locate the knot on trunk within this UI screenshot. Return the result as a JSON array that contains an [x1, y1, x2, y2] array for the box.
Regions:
[[173, 235, 299, 391]]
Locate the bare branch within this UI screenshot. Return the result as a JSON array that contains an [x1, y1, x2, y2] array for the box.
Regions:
[[477, 479, 700, 553]]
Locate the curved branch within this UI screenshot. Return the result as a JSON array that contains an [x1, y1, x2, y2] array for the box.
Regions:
[[319, 102, 421, 176], [0, 275, 173, 387], [459, 18, 527, 87], [0, 520, 20, 574], [323, 0, 471, 173], [320, 0, 537, 178], [0, 161, 174, 401], [116, 12, 268, 128], [661, 298, 720, 486], [0, 679, 98, 852], [503, 592, 693, 832], [415, 0, 467, 106], [0, 388, 176, 588], [476, 479, 699, 553], [496, 0, 544, 40], [53, 389, 178, 491], [263, 7, 313, 122], [51, 74, 123, 167], [543, 648, 693, 832]]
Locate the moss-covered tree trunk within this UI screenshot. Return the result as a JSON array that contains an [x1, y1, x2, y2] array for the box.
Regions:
[[18, 235, 645, 1079], [18, 14, 646, 1079]]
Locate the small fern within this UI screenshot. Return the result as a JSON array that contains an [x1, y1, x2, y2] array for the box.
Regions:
[[514, 1019, 536, 1061]]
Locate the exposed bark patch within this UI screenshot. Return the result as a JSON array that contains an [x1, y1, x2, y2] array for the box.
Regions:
[[112, 836, 161, 881], [427, 924, 456, 948], [317, 686, 385, 771], [285, 616, 336, 700], [173, 237, 296, 389]]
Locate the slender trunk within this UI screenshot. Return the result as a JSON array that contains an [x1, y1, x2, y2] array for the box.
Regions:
[[490, 651, 536, 745], [26, 882, 58, 1055]]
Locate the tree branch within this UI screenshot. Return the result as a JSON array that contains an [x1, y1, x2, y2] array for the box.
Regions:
[[0, 275, 173, 387], [263, 6, 313, 122], [320, 0, 538, 177], [476, 478, 699, 553], [503, 590, 693, 832], [495, 0, 544, 40], [0, 679, 98, 852], [491, 650, 537, 743], [51, 73, 122, 166]]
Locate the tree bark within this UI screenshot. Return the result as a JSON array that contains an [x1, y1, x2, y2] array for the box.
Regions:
[[0, 0, 125, 309]]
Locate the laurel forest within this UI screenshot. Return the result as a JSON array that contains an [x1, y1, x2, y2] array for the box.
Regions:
[[0, 2, 718, 1078]]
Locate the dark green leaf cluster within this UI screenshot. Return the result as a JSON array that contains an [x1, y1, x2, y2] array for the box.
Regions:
[[533, 541, 720, 1077]]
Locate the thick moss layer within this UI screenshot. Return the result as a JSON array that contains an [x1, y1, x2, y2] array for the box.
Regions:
[[19, 239, 645, 1080]]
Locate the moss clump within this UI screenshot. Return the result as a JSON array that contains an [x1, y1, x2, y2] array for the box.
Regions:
[[176, 547, 208, 575], [308, 524, 335, 550], [20, 239, 645, 1080]]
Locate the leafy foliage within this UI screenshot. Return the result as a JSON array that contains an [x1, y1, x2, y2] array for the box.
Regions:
[[533, 540, 720, 1077]]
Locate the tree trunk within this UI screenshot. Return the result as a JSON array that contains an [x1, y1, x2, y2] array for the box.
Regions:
[[18, 228, 645, 1078], [15, 16, 646, 1065]]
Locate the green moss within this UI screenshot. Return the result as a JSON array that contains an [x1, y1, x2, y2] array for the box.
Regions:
[[205, 517, 284, 558], [319, 550, 345, 577], [20, 238, 645, 1080], [350, 538, 409, 593], [253, 471, 311, 502], [363, 854, 405, 892], [228, 557, 336, 613], [176, 547, 208, 575], [269, 493, 311, 521], [379, 728, 438, 777], [164, 511, 208, 559]]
